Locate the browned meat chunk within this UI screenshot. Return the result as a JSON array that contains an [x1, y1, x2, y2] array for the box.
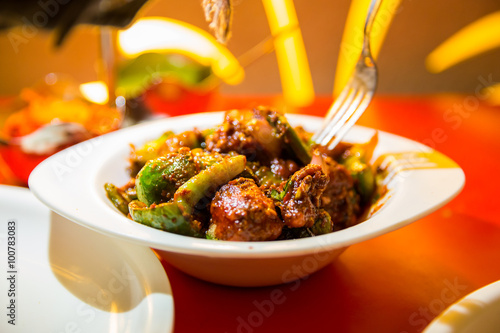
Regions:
[[269, 157, 299, 180], [280, 164, 329, 228], [320, 158, 361, 230], [209, 178, 283, 241], [204, 108, 283, 164]]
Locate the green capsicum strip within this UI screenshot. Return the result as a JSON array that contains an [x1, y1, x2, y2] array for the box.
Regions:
[[340, 136, 378, 204], [128, 200, 202, 237], [136, 153, 197, 206], [174, 155, 246, 216], [129, 155, 246, 237], [136, 150, 223, 206], [266, 113, 311, 165], [344, 158, 375, 204], [104, 183, 130, 216]]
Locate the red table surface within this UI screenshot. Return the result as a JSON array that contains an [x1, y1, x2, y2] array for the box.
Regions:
[[159, 94, 500, 333]]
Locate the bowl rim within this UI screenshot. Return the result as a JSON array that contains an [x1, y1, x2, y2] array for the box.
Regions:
[[29, 112, 465, 258], [423, 280, 500, 332]]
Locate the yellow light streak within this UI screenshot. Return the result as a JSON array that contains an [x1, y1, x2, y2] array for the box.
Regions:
[[262, 0, 314, 107], [334, 0, 402, 97], [426, 11, 500, 73], [117, 17, 244, 85]]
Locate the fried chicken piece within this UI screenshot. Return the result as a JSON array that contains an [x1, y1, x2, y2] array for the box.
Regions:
[[204, 108, 283, 164], [209, 178, 283, 241], [280, 164, 329, 228], [320, 157, 361, 230], [270, 157, 299, 180]]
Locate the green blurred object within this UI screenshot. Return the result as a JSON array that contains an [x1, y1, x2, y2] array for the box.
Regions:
[[116, 53, 214, 99]]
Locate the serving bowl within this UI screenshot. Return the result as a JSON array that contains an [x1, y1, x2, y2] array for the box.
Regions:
[[423, 280, 500, 333], [29, 112, 465, 287]]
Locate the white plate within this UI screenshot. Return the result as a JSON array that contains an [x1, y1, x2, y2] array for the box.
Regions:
[[424, 280, 500, 333], [28, 112, 465, 286], [0, 185, 174, 333]]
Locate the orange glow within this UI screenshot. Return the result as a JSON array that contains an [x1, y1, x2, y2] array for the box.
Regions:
[[2, 89, 121, 138]]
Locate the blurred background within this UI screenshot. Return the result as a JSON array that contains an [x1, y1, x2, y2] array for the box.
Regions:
[[0, 0, 499, 96]]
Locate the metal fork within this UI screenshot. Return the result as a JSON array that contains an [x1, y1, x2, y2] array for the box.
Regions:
[[312, 0, 382, 149]]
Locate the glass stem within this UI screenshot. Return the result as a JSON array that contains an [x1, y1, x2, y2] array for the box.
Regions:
[[98, 27, 118, 108]]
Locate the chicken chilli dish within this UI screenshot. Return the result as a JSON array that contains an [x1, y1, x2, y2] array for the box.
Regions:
[[105, 107, 380, 241]]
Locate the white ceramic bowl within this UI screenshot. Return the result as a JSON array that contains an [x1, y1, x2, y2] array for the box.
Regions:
[[423, 280, 500, 333], [29, 112, 465, 287]]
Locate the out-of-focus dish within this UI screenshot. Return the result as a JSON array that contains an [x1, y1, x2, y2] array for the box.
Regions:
[[117, 52, 218, 118], [29, 112, 465, 286], [423, 280, 500, 333], [0, 185, 174, 333], [0, 74, 122, 184]]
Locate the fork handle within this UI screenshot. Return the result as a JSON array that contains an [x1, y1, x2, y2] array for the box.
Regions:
[[362, 0, 384, 57]]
